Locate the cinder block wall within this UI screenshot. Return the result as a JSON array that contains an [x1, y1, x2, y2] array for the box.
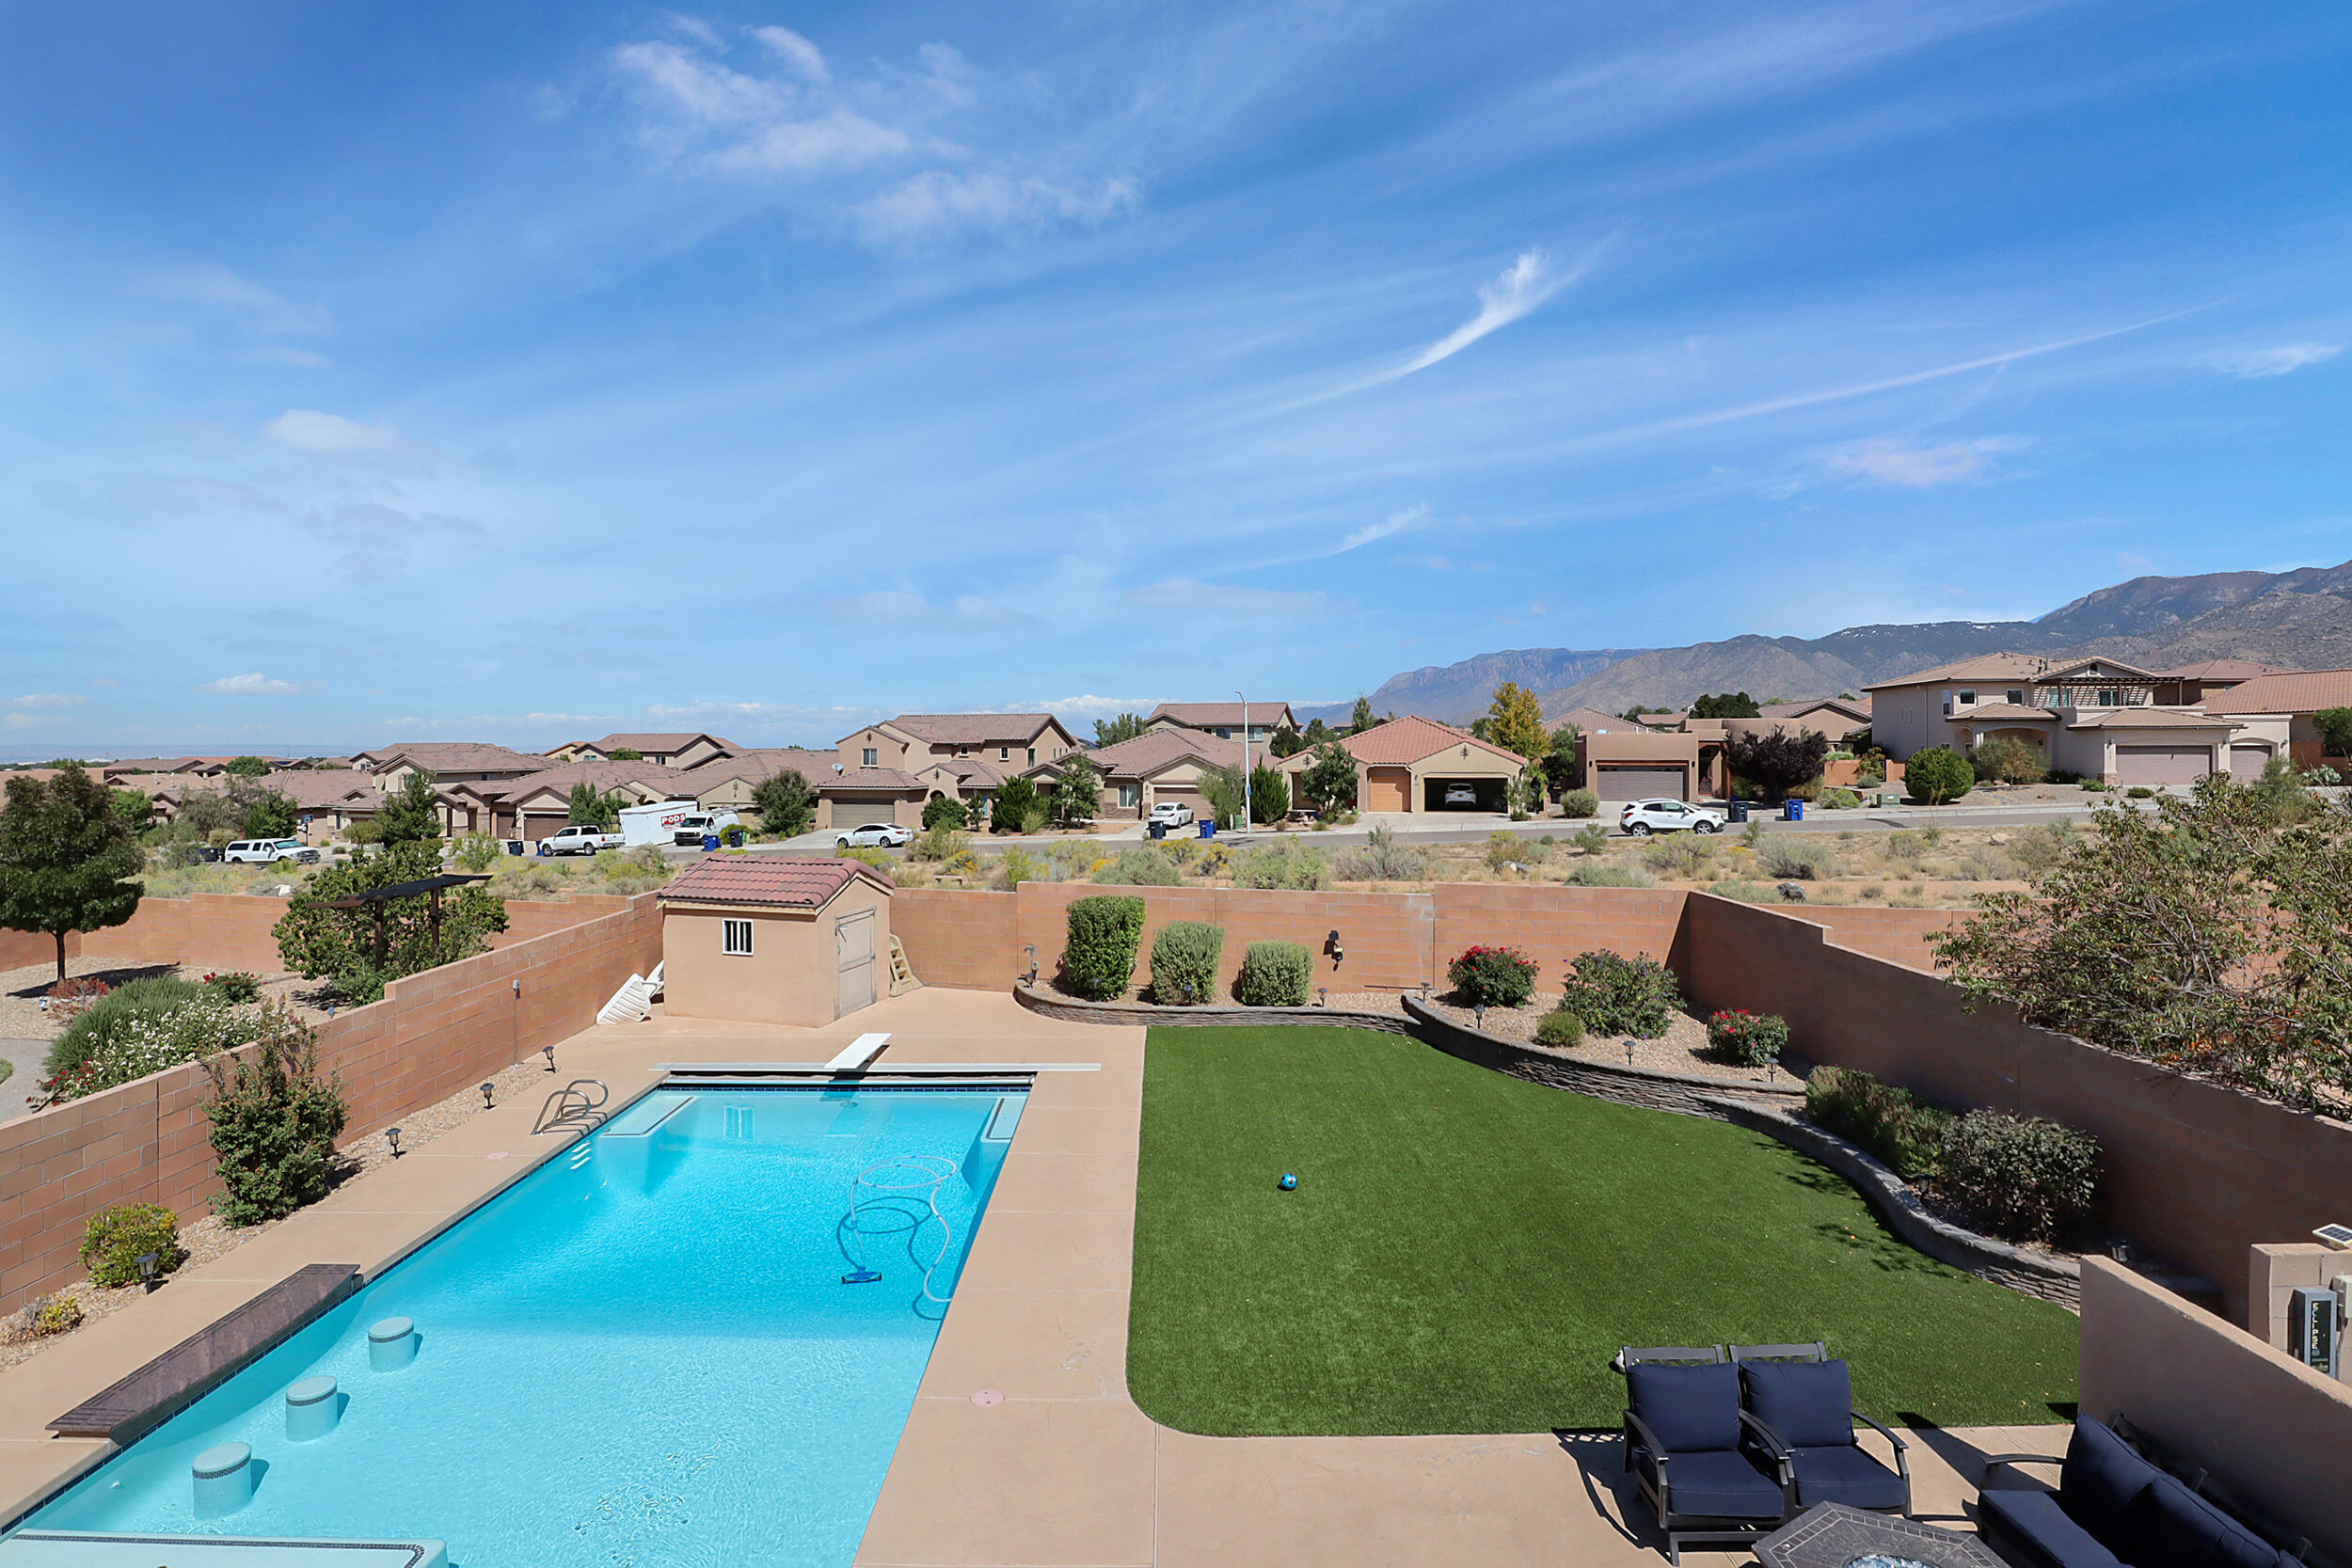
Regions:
[[892, 889, 1022, 990], [0, 928, 77, 973], [0, 895, 663, 1315], [1014, 883, 1438, 994], [65, 891, 643, 975]]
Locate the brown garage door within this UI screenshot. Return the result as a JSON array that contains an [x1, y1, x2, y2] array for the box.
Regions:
[[1365, 766, 1410, 813], [2116, 745, 2209, 785], [2230, 743, 2272, 777], [832, 796, 898, 829], [1597, 766, 1686, 800]]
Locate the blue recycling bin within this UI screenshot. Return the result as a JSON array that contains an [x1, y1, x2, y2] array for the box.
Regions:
[[702, 833, 721, 851], [1783, 799, 1804, 822], [1727, 800, 1749, 823], [1199, 820, 1216, 839]]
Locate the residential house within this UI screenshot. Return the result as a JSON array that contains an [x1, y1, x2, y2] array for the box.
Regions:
[[659, 857, 894, 1027], [2202, 668, 2352, 770], [835, 715, 1081, 775], [1578, 731, 1708, 801], [1549, 705, 1630, 735], [546, 733, 740, 768], [678, 749, 841, 818], [2151, 660, 2295, 707], [146, 769, 386, 843], [1864, 655, 2273, 784], [354, 743, 550, 793], [1757, 695, 1872, 737], [905, 756, 1008, 816], [1275, 714, 1529, 814], [814, 768, 930, 832], [475, 761, 687, 842], [1146, 702, 1296, 745], [1031, 728, 1244, 820]]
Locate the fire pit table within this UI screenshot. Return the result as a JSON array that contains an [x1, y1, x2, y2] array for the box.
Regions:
[[1754, 1504, 2004, 1568]]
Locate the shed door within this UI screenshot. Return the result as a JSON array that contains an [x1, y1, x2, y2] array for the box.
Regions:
[[1364, 766, 1410, 812], [2116, 744, 2208, 785], [833, 797, 897, 830], [835, 909, 877, 1018], [1597, 765, 1687, 800], [2230, 743, 2273, 777]]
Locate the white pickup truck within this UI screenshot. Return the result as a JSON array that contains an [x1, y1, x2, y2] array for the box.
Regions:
[[537, 825, 626, 856]]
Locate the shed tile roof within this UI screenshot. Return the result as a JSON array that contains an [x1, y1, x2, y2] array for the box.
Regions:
[[1334, 714, 1529, 768], [876, 713, 1064, 746], [660, 856, 893, 909], [2205, 669, 2352, 715], [1148, 702, 1295, 729], [1088, 729, 1244, 777]]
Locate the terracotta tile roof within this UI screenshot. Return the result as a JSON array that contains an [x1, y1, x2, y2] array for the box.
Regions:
[[913, 757, 1009, 787], [2153, 659, 2294, 682], [589, 732, 739, 753], [483, 760, 686, 803], [1866, 653, 2160, 689], [1547, 705, 1629, 734], [2064, 707, 2234, 730], [876, 713, 1064, 747], [1955, 703, 2055, 721], [660, 855, 893, 909], [1088, 729, 1244, 777], [359, 742, 548, 774], [1759, 696, 1872, 721], [1336, 714, 1530, 768], [820, 767, 924, 792], [2201, 669, 2352, 714], [680, 749, 838, 787], [1148, 702, 1295, 729]]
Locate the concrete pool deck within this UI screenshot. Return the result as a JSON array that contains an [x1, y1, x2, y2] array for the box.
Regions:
[[0, 988, 2068, 1563]]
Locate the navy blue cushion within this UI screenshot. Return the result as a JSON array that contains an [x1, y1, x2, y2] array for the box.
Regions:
[[1629, 1362, 1742, 1453], [2060, 1418, 2156, 1542], [1789, 1444, 1907, 1511], [2124, 1472, 2282, 1568], [1981, 1487, 2124, 1568], [1740, 1359, 1855, 1449], [1641, 1448, 1787, 1519]]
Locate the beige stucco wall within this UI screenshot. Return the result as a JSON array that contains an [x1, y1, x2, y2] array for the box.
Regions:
[[660, 878, 891, 1026]]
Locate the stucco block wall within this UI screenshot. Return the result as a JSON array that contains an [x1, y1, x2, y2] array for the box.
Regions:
[[0, 895, 662, 1315], [893, 889, 1021, 990], [2080, 1258, 2352, 1561], [2249, 1243, 2352, 1347], [0, 927, 76, 972], [67, 892, 638, 975]]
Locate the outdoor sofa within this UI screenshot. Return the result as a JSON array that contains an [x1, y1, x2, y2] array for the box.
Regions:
[[1979, 1417, 2312, 1568]]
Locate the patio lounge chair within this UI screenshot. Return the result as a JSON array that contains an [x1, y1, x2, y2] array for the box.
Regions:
[[1734, 1352, 1912, 1516], [1618, 1346, 1794, 1564]]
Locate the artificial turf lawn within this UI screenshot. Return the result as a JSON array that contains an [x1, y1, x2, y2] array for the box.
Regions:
[[1126, 1025, 2078, 1435]]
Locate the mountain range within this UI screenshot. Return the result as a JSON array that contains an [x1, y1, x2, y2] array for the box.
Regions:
[[1310, 559, 2352, 725]]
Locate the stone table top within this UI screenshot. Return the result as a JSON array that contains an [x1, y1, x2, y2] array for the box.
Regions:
[[1755, 1503, 2004, 1568]]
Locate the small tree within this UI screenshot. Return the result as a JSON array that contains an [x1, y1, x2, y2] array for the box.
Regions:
[[607, 746, 644, 761], [1690, 692, 1761, 719], [223, 755, 273, 778], [0, 765, 144, 980], [990, 775, 1042, 834], [922, 795, 969, 831], [1726, 730, 1832, 801], [238, 786, 299, 840], [376, 771, 444, 846], [1905, 746, 1975, 804], [1970, 736, 2044, 785], [566, 783, 627, 829], [1484, 682, 1548, 764], [1248, 763, 1291, 824], [1348, 696, 1377, 735], [1093, 713, 1149, 747], [1052, 753, 1103, 827], [1542, 724, 1581, 797], [202, 1009, 347, 1226], [2313, 707, 2352, 759], [1298, 740, 1359, 816], [1300, 717, 1332, 746], [111, 787, 155, 835], [750, 769, 817, 838], [1267, 724, 1306, 758], [1197, 764, 1247, 828]]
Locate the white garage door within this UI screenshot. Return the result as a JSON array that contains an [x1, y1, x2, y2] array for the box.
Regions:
[[832, 797, 898, 829], [2116, 745, 2209, 786], [1597, 766, 1687, 800], [2230, 743, 2272, 777]]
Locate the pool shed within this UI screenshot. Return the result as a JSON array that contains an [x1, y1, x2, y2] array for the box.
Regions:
[[658, 856, 896, 1027]]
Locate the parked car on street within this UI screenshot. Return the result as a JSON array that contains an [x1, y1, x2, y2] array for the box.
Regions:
[[836, 821, 914, 849], [223, 837, 321, 864], [538, 824, 625, 856], [1617, 799, 1726, 837], [1147, 800, 1195, 829], [672, 810, 741, 847]]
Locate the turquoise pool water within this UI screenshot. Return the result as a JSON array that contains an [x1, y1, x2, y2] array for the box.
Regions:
[[22, 1084, 1026, 1567]]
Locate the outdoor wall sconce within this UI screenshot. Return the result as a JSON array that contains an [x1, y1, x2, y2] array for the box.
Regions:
[[137, 1253, 160, 1292], [387, 1126, 404, 1158], [479, 1082, 495, 1110], [542, 1043, 557, 1073], [1325, 928, 1344, 966]]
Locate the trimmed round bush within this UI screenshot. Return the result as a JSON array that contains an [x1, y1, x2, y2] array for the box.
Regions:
[[1061, 895, 1146, 1000], [1556, 950, 1680, 1037], [1706, 1009, 1788, 1066], [31, 1295, 82, 1337], [1447, 945, 1538, 1008], [1534, 1009, 1586, 1049], [1558, 788, 1599, 818], [1934, 1110, 2099, 1244], [80, 1202, 187, 1288], [1149, 921, 1225, 1006], [1234, 941, 1312, 1006], [1904, 746, 1975, 804]]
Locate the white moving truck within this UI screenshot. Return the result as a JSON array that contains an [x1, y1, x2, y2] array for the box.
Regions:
[[619, 800, 702, 847]]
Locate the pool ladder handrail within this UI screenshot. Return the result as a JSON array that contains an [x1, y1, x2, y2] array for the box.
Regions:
[[533, 1077, 611, 1134]]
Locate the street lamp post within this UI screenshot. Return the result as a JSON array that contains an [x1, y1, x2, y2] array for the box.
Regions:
[[1235, 689, 1250, 830]]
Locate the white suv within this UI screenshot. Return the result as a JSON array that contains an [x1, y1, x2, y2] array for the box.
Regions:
[[1148, 800, 1194, 829], [1617, 799, 1726, 837], [223, 837, 321, 864]]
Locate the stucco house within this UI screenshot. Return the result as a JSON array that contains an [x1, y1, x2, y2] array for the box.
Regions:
[[472, 760, 685, 842], [1578, 731, 1706, 801], [658, 856, 894, 1027], [1276, 714, 1529, 814], [2203, 668, 2352, 770], [837, 714, 1081, 776], [816, 768, 930, 832], [678, 749, 841, 818], [1032, 728, 1244, 820], [547, 733, 740, 768], [354, 743, 550, 794], [1146, 702, 1296, 745]]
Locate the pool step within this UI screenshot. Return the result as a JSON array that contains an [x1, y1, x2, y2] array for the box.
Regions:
[[0, 1533, 446, 1567]]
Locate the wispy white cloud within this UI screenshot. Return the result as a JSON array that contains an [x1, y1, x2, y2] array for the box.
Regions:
[[9, 693, 85, 708], [750, 25, 829, 85], [1398, 250, 1572, 377], [4, 713, 40, 729], [141, 263, 330, 336], [1821, 435, 2030, 488], [1013, 695, 1162, 721], [612, 31, 914, 176], [1122, 578, 1332, 617], [199, 673, 300, 695], [1335, 504, 1429, 553], [856, 171, 1139, 244], [2202, 343, 2340, 379], [262, 409, 409, 457], [247, 344, 332, 370]]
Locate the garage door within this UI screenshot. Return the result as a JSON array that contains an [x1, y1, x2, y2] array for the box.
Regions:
[[2116, 745, 2209, 785], [1424, 777, 1504, 812], [832, 796, 898, 829], [2230, 743, 2273, 777], [1597, 766, 1687, 800], [1364, 767, 1410, 813]]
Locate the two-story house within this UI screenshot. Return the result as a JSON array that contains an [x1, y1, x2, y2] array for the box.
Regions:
[[836, 714, 1081, 776], [1146, 702, 1296, 745]]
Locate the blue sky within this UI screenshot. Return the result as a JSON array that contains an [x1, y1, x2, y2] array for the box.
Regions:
[[3, 1, 2347, 753]]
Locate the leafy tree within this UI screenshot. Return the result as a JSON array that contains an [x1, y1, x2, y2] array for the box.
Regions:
[[1904, 745, 1975, 804], [0, 765, 145, 980], [1484, 681, 1549, 762], [1300, 717, 1332, 746], [1725, 730, 1832, 801], [223, 755, 272, 778], [274, 840, 508, 999], [2248, 754, 2319, 826], [750, 769, 817, 838], [377, 772, 444, 846], [1267, 724, 1307, 759], [1248, 762, 1291, 824], [1970, 736, 2045, 785], [1197, 763, 1247, 828], [111, 788, 154, 835], [566, 783, 627, 829], [1469, 717, 1495, 742], [238, 787, 298, 840], [990, 774, 1041, 834], [922, 795, 969, 831], [607, 746, 644, 761], [1298, 740, 1359, 816], [1541, 723, 1581, 797], [1348, 695, 1377, 735], [1690, 692, 1761, 719], [1051, 752, 1103, 826], [2314, 707, 2352, 758], [1092, 713, 1149, 747]]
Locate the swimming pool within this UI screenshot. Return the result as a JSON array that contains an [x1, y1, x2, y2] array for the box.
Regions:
[[18, 1082, 1027, 1567]]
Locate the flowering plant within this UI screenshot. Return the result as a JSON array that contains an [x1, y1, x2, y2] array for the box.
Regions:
[[1707, 1008, 1789, 1066], [1447, 944, 1539, 1008]]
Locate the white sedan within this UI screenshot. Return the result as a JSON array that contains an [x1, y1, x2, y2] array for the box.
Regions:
[[836, 821, 914, 848], [1618, 799, 1726, 837]]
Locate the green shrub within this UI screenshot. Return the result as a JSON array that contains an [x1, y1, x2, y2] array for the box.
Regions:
[[992, 847, 1042, 891], [452, 832, 503, 872], [1149, 921, 1225, 1005], [1335, 825, 1427, 880], [29, 1294, 82, 1336], [834, 845, 895, 874], [1234, 940, 1312, 1006], [1559, 788, 1599, 818], [203, 1013, 347, 1227], [1232, 840, 1330, 890], [1708, 879, 1781, 903], [1816, 787, 1862, 810], [921, 796, 969, 831], [2126, 785, 2155, 800], [909, 824, 968, 863], [80, 1202, 186, 1288], [1904, 746, 1975, 804], [1093, 847, 1183, 886], [1642, 834, 1716, 878], [1759, 839, 1837, 880], [46, 977, 215, 1081], [1934, 1110, 2099, 1244], [1706, 1009, 1788, 1066], [719, 823, 752, 847], [1447, 945, 1538, 1008], [1804, 1065, 1951, 1179], [202, 971, 262, 1004], [2312, 706, 2352, 757], [1567, 824, 1611, 855], [1565, 863, 1649, 887], [1534, 1009, 1586, 1048], [1557, 950, 1680, 1037], [1062, 895, 1146, 1000], [2081, 779, 2110, 791]]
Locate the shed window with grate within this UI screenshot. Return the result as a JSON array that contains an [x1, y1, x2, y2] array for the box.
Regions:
[[723, 918, 754, 956]]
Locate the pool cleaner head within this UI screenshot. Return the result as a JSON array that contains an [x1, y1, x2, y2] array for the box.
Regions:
[[842, 1268, 882, 1284], [1278, 1173, 1298, 1192]]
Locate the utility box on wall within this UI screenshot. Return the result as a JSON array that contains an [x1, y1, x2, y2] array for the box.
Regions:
[[2288, 1287, 2339, 1378]]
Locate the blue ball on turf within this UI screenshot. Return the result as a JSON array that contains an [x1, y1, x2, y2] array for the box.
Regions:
[[1278, 1172, 1298, 1191]]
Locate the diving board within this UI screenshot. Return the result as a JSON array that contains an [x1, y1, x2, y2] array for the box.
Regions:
[[823, 1032, 892, 1072]]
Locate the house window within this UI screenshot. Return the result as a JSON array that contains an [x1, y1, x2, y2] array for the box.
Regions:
[[999, 747, 1009, 760], [862, 748, 878, 768], [723, 918, 754, 957], [2096, 689, 2121, 707], [1118, 784, 1139, 809], [1956, 689, 1977, 705], [2006, 689, 2024, 705], [1026, 748, 1036, 763]]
